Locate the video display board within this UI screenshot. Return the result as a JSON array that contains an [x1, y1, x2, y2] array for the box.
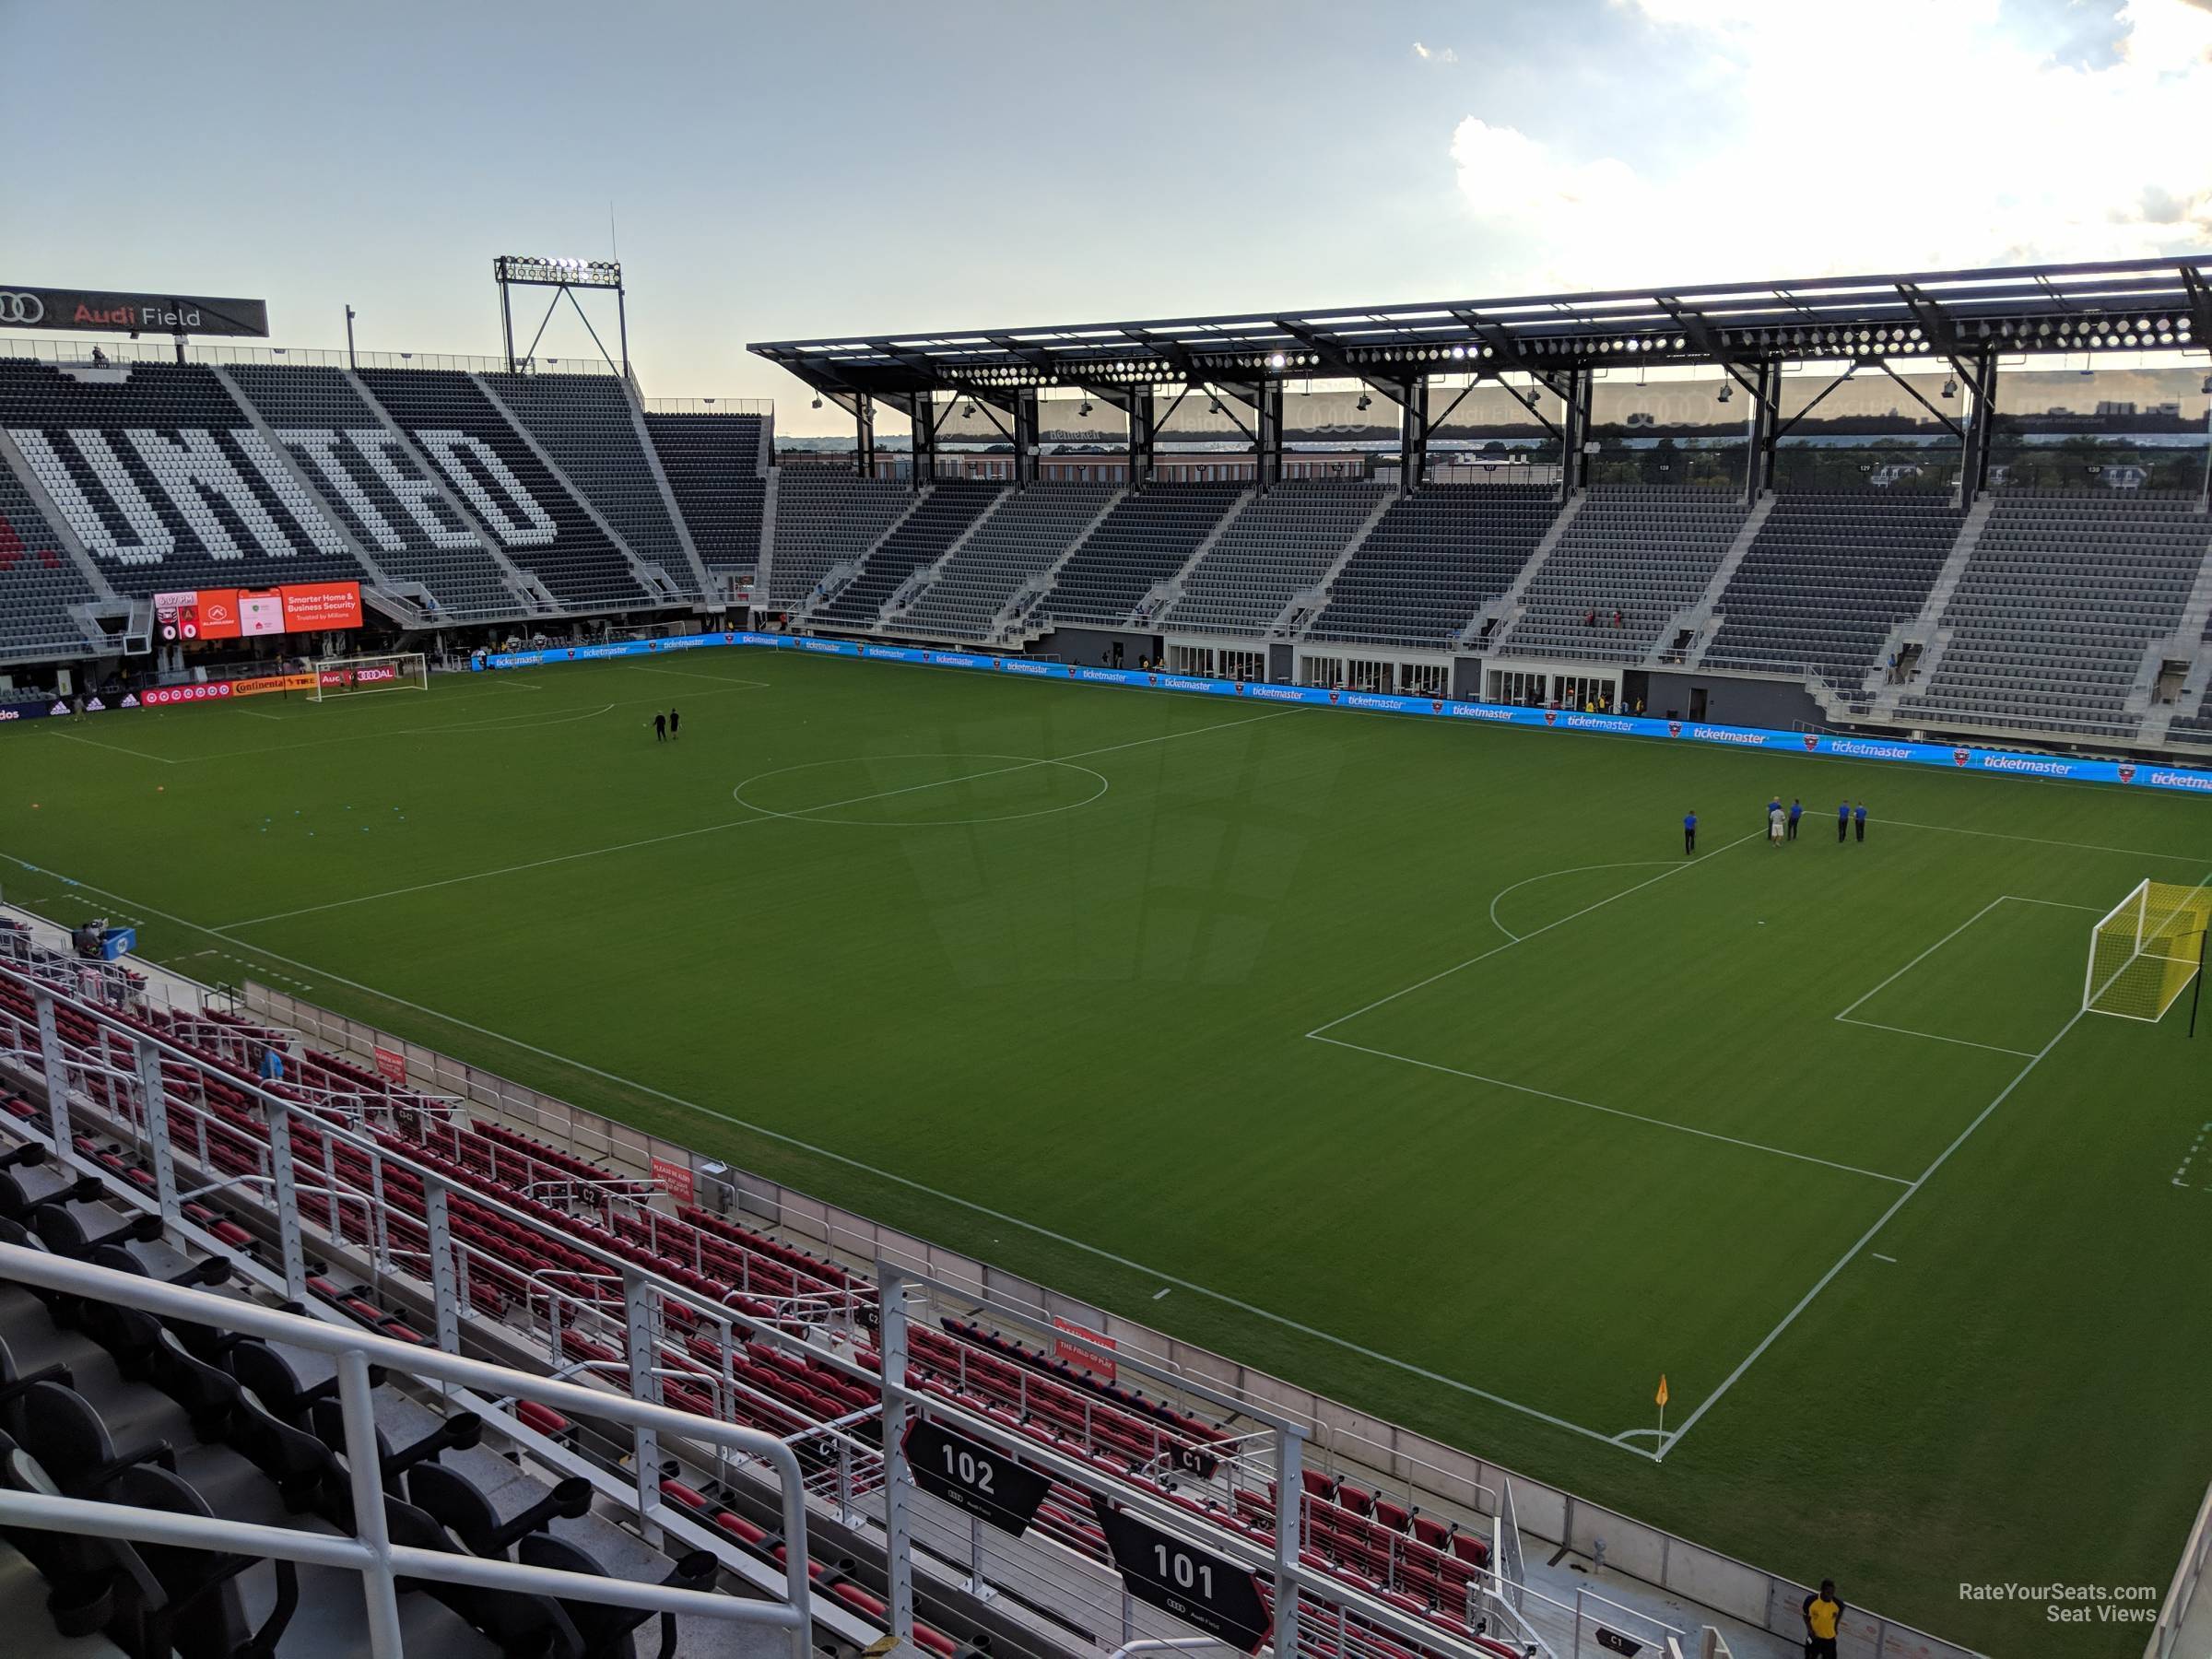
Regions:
[[154, 582, 362, 642]]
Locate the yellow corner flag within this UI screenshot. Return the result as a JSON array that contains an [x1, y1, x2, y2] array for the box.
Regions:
[[1655, 1374, 1669, 1407]]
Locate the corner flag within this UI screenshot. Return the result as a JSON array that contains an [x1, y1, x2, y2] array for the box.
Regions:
[[1655, 1375, 1669, 1407]]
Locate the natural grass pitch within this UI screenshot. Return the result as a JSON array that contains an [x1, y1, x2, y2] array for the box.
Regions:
[[5, 648, 2206, 1655]]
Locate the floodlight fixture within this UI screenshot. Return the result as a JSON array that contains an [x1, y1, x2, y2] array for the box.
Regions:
[[1267, 352, 1287, 370], [494, 255, 623, 289]]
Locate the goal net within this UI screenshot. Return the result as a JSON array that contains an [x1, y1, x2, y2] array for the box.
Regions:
[[310, 653, 429, 701], [2083, 878, 2210, 1021]]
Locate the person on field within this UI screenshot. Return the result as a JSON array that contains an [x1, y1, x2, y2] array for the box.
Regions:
[[1787, 797, 1803, 841], [1803, 1580, 1844, 1658], [1837, 799, 1850, 843], [1854, 801, 1868, 842], [668, 707, 680, 740], [653, 712, 667, 742], [1769, 804, 1785, 846], [1683, 809, 1698, 855]]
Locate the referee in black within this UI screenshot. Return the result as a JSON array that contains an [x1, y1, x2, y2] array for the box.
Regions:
[[669, 706, 680, 740]]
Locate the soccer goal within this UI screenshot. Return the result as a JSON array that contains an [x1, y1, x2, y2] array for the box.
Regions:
[[2082, 878, 2210, 1023], [310, 653, 429, 701]]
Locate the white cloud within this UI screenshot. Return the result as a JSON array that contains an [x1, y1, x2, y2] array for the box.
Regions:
[[1412, 41, 1458, 64], [1449, 0, 2212, 286]]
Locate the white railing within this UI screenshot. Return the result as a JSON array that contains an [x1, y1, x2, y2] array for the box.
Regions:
[[2148, 1475, 2212, 1659], [0, 1247, 814, 1659], [644, 397, 775, 417], [0, 335, 616, 375], [0, 954, 1572, 1659]]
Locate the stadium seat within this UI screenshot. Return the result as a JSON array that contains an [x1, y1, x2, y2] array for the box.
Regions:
[[1306, 484, 1561, 649]]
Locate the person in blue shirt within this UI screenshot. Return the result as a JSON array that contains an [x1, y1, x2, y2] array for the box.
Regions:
[[1787, 797, 1803, 841], [1837, 800, 1851, 843], [1683, 809, 1698, 855], [1854, 801, 1869, 842], [257, 1045, 285, 1084]]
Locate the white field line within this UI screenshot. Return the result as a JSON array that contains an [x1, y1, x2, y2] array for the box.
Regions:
[[1259, 681, 2212, 803], [629, 664, 773, 688], [68, 681, 763, 769], [1831, 892, 2103, 1055], [1832, 897, 2011, 1024], [1308, 829, 1764, 1038], [1874, 817, 2208, 864], [0, 845, 1645, 1460], [1309, 1035, 1913, 1185], [216, 709, 1289, 930], [1485, 860, 1673, 944], [1832, 1018, 2037, 1059], [47, 730, 183, 765], [1656, 1006, 2088, 1459]]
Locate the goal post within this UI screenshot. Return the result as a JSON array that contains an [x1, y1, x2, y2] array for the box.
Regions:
[[2083, 878, 2211, 1023], [310, 652, 429, 701]]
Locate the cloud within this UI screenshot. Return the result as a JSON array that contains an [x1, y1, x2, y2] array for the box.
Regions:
[[1412, 41, 1458, 64], [1448, 0, 2212, 286]]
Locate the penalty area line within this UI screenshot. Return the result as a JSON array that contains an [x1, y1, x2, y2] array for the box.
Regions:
[[1655, 1005, 2088, 1460], [1309, 1034, 1913, 1185], [1309, 828, 1764, 1038]]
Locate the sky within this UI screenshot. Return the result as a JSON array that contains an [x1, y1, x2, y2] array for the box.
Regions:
[[3, 0, 2208, 434]]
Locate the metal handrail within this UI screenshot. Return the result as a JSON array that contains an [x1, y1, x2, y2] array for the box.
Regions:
[[0, 335, 618, 375], [0, 1246, 812, 1659], [643, 396, 775, 417]]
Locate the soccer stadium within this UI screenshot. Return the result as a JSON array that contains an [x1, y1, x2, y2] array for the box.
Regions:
[[2, 12, 2209, 1659]]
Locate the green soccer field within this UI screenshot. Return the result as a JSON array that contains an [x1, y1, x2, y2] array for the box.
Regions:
[[4, 649, 2207, 1656]]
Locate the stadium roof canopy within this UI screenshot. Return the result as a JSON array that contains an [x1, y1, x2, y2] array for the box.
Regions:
[[751, 254, 2212, 399]]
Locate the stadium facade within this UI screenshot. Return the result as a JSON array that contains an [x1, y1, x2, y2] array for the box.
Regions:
[[3, 258, 2212, 1659], [0, 255, 2208, 761]]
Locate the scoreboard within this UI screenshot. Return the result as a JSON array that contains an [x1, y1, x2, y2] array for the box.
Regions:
[[155, 581, 363, 642]]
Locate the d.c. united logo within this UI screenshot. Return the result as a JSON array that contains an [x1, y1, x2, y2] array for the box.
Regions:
[[1802, 734, 1819, 751], [2119, 763, 2136, 783], [1953, 748, 1971, 767], [1327, 690, 1340, 704], [1430, 700, 1443, 714], [1543, 710, 1558, 725], [1667, 720, 1682, 736], [1147, 675, 1158, 686]]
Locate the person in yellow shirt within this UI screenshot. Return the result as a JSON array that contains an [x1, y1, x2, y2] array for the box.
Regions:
[[1802, 1579, 1844, 1657]]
